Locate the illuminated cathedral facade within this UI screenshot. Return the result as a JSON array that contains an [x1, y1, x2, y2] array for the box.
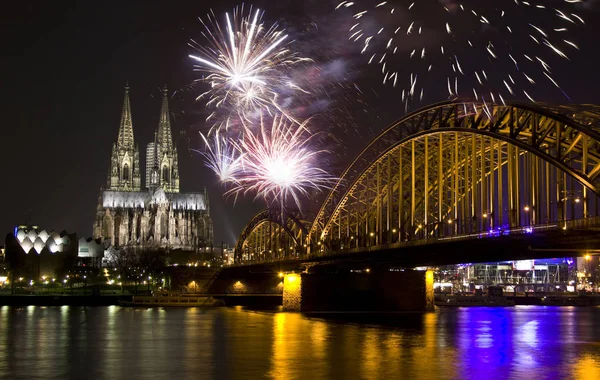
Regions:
[[93, 84, 212, 251]]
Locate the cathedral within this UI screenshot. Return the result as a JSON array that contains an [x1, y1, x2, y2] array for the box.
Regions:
[[93, 84, 213, 251]]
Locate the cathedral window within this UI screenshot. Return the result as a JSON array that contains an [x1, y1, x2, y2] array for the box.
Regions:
[[102, 216, 113, 240], [161, 214, 168, 239], [162, 166, 170, 184], [122, 164, 130, 182]]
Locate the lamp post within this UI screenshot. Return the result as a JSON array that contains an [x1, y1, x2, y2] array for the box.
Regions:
[[482, 213, 488, 232], [559, 190, 583, 227], [583, 254, 592, 291]]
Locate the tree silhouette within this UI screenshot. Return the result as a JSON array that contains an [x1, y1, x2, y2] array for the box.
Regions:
[[5, 233, 26, 294]]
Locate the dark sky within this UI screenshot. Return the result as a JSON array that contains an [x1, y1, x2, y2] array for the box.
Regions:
[[2, 0, 600, 246]]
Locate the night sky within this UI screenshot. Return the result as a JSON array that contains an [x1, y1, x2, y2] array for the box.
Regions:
[[2, 0, 600, 246]]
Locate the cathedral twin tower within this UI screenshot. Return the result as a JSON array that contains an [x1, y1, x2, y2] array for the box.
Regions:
[[93, 84, 212, 251], [107, 84, 179, 193]]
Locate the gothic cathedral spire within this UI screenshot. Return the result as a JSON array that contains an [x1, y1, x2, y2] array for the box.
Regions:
[[154, 86, 180, 193], [108, 82, 141, 191], [158, 85, 174, 152], [118, 82, 134, 150]]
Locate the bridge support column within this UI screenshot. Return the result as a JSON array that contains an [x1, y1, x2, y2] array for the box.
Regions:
[[282, 270, 434, 312], [282, 273, 302, 311]]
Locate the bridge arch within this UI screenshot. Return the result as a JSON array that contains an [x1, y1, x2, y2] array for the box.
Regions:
[[309, 101, 600, 252], [234, 209, 309, 263]]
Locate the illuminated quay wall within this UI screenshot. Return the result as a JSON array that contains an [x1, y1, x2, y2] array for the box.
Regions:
[[283, 269, 434, 312], [209, 267, 434, 311], [205, 266, 285, 307], [209, 271, 283, 295]]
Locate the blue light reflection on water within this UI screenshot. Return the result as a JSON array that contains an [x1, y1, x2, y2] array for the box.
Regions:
[[0, 305, 599, 379], [447, 306, 600, 379]]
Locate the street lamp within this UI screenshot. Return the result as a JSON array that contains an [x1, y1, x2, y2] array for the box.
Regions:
[[481, 213, 490, 232], [446, 219, 453, 236], [559, 190, 583, 222]]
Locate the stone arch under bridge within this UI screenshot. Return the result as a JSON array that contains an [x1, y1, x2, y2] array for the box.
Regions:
[[236, 100, 600, 262]]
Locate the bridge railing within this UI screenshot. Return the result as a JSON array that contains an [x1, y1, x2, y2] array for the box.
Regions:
[[564, 216, 600, 230], [232, 216, 600, 266]]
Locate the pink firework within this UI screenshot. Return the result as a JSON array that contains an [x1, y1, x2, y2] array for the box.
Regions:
[[228, 114, 336, 209]]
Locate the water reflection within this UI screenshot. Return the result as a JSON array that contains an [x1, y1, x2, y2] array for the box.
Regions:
[[574, 355, 600, 380], [0, 306, 598, 379]]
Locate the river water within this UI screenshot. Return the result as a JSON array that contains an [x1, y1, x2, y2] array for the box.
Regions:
[[0, 305, 599, 380]]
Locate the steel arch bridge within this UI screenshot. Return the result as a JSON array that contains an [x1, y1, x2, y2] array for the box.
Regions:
[[234, 209, 310, 262], [234, 100, 600, 264]]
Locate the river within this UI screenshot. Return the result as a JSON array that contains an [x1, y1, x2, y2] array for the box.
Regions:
[[0, 305, 599, 379]]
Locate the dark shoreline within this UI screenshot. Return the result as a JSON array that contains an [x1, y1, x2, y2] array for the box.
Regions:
[[0, 295, 133, 306], [6, 294, 595, 308], [0, 294, 284, 307]]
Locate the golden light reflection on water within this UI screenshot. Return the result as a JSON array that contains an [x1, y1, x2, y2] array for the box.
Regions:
[[1, 306, 600, 379], [266, 311, 460, 380], [339, 323, 360, 376], [309, 320, 328, 362], [361, 328, 384, 380], [186, 308, 217, 375], [410, 312, 457, 379], [382, 331, 403, 375], [573, 355, 600, 380], [269, 312, 303, 379], [269, 313, 336, 379]]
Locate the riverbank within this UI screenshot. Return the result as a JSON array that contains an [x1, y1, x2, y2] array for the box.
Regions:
[[0, 295, 132, 306], [0, 294, 283, 307]]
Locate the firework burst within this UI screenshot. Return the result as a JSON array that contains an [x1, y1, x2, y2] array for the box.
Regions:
[[197, 130, 245, 184], [212, 114, 337, 209], [337, 0, 585, 108], [189, 5, 311, 130]]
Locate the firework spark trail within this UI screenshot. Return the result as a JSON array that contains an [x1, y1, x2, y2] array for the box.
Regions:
[[196, 130, 245, 184], [337, 0, 585, 107], [189, 5, 311, 131], [224, 114, 337, 210]]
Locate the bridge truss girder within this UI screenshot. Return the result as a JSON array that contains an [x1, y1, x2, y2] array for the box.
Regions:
[[309, 101, 600, 251], [234, 209, 309, 263], [316, 131, 600, 254]]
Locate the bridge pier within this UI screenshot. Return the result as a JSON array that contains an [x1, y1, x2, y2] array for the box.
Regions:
[[282, 269, 434, 312]]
